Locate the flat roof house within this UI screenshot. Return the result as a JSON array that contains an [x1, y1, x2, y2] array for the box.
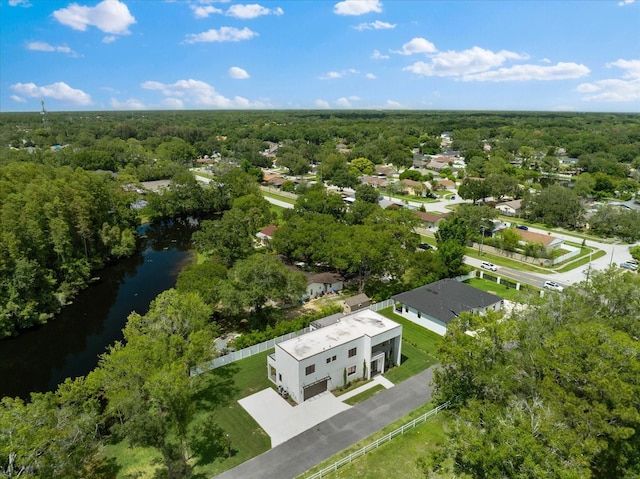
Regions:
[[391, 279, 503, 336], [267, 310, 402, 403]]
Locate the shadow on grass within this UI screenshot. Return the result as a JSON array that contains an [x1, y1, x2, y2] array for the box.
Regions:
[[192, 362, 239, 409]]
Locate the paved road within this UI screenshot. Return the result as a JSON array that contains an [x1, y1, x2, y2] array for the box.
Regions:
[[214, 366, 437, 479]]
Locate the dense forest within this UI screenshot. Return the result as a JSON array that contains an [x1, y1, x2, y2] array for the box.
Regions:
[[1, 109, 639, 478]]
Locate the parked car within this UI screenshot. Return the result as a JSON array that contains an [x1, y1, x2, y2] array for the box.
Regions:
[[516, 225, 529, 230], [480, 261, 498, 272], [543, 280, 564, 292], [417, 243, 433, 250], [620, 261, 638, 271]]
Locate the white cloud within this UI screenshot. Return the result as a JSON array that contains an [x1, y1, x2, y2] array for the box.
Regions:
[[315, 99, 330, 108], [53, 0, 136, 35], [577, 59, 640, 102], [191, 5, 223, 18], [463, 62, 590, 82], [229, 66, 250, 79], [141, 78, 264, 108], [10, 95, 27, 103], [10, 81, 92, 105], [618, 0, 635, 6], [162, 98, 185, 109], [541, 58, 551, 63], [336, 97, 352, 108], [393, 37, 436, 55], [102, 35, 117, 44], [110, 97, 146, 109], [226, 4, 283, 19], [404, 46, 528, 77], [607, 59, 640, 79], [353, 20, 395, 31], [366, 73, 376, 79], [185, 26, 258, 43], [319, 69, 359, 80], [371, 49, 389, 60], [9, 0, 31, 6], [26, 41, 76, 56], [385, 100, 403, 109], [578, 78, 640, 102], [334, 0, 382, 16]]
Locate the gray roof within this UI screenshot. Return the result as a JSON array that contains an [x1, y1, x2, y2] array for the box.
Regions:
[[344, 293, 371, 307], [391, 279, 502, 325]]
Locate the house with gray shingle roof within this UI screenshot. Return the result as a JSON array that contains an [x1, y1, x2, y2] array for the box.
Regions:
[[391, 279, 503, 335]]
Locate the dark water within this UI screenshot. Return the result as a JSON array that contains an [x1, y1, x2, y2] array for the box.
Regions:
[[0, 218, 197, 399]]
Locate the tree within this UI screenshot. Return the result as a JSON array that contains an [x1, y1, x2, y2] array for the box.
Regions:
[[277, 151, 309, 176], [354, 183, 380, 204], [218, 254, 307, 318], [91, 289, 220, 479], [350, 157, 375, 175], [522, 184, 584, 227], [457, 178, 489, 204], [176, 259, 227, 306], [294, 185, 345, 220], [193, 208, 256, 267], [423, 268, 640, 479]]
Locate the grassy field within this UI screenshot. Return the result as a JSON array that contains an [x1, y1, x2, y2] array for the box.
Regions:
[[376, 307, 441, 384], [297, 404, 449, 479], [463, 276, 535, 302], [103, 350, 275, 478]]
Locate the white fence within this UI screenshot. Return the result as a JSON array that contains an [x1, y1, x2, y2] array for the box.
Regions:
[[303, 401, 452, 479], [190, 327, 311, 376]]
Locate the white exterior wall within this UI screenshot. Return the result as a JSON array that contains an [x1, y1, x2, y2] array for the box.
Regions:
[[306, 281, 344, 298], [270, 323, 402, 403], [397, 305, 448, 336]]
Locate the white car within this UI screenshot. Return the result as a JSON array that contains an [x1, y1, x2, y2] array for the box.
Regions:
[[543, 280, 564, 292], [620, 261, 638, 271], [480, 261, 498, 272]]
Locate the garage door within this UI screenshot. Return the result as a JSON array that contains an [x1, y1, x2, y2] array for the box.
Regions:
[[303, 379, 328, 401]]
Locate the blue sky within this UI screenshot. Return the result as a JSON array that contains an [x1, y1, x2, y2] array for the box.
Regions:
[[1, 0, 639, 112]]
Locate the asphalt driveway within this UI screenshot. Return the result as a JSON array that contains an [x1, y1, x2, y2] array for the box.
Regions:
[[215, 365, 437, 479]]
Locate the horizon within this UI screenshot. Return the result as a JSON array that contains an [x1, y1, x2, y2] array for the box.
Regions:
[[1, 0, 639, 113]]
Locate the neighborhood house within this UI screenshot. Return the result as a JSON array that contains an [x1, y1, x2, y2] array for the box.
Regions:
[[391, 279, 503, 336], [267, 310, 402, 403]]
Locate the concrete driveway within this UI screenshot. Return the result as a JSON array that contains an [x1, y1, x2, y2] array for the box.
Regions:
[[239, 388, 351, 447]]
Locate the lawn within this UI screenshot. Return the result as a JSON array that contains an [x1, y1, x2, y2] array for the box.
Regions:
[[103, 350, 275, 478], [298, 403, 449, 479], [376, 307, 441, 383], [343, 384, 385, 406], [463, 276, 535, 302]]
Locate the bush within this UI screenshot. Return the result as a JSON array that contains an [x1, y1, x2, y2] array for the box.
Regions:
[[232, 305, 342, 349]]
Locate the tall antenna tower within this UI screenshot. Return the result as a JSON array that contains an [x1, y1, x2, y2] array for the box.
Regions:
[[40, 100, 48, 128]]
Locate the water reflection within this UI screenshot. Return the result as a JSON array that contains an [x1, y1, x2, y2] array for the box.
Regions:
[[0, 219, 197, 399]]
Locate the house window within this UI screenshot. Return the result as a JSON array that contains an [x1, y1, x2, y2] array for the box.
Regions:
[[305, 364, 315, 376], [332, 355, 337, 361], [278, 374, 282, 381], [326, 357, 331, 364], [417, 312, 421, 318], [405, 306, 408, 312], [348, 347, 357, 358], [347, 366, 356, 376]]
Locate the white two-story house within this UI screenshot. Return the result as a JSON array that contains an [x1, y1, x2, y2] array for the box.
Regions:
[[267, 310, 402, 403]]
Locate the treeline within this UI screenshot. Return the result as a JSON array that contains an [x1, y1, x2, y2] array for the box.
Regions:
[[0, 163, 139, 337], [423, 268, 640, 479]]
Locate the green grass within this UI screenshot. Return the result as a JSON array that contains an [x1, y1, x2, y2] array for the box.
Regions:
[[104, 351, 275, 478], [261, 189, 296, 205], [193, 350, 275, 477], [376, 307, 441, 383], [343, 384, 385, 406], [297, 404, 448, 479], [464, 277, 534, 302]]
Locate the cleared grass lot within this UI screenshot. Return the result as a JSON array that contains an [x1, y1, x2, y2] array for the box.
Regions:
[[298, 403, 448, 479]]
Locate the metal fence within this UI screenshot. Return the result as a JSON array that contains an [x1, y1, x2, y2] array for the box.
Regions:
[[190, 327, 311, 376], [303, 401, 452, 479]]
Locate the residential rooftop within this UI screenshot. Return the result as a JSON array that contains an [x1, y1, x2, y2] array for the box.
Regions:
[[277, 309, 401, 361]]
